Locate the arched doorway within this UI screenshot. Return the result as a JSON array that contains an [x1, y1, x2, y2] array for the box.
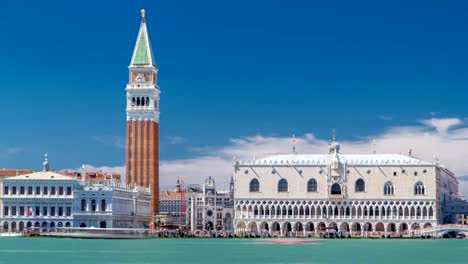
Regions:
[[58, 222, 63, 228], [205, 221, 214, 231], [11, 222, 16, 232], [423, 223, 432, 229], [411, 223, 420, 231], [34, 222, 40, 228], [329, 222, 338, 231], [260, 222, 269, 232], [283, 222, 292, 233], [340, 222, 350, 232], [399, 223, 409, 234], [272, 222, 281, 234], [100, 221, 107, 228], [317, 222, 326, 232], [65, 222, 71, 228], [306, 222, 315, 232], [27, 222, 32, 229], [19, 222, 24, 231], [249, 222, 258, 233], [3, 222, 8, 231], [295, 222, 304, 232], [387, 223, 396, 233], [225, 213, 233, 231], [50, 222, 55, 228], [41, 222, 48, 230], [80, 223, 87, 228], [351, 222, 361, 233], [364, 222, 373, 232], [375, 222, 385, 232]]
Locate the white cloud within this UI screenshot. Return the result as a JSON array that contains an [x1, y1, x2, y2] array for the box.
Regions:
[[167, 136, 187, 145], [74, 118, 468, 197], [0, 147, 23, 158], [93, 135, 126, 149], [420, 118, 462, 135]]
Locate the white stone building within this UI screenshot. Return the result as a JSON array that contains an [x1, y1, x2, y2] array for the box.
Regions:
[[74, 179, 151, 229], [1, 157, 77, 232], [187, 177, 234, 232], [233, 138, 459, 237], [0, 157, 151, 232]]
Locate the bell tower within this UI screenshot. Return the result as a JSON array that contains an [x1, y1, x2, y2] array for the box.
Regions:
[[125, 9, 160, 228]]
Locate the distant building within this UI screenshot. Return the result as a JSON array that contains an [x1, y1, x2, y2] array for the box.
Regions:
[[233, 137, 460, 236], [0, 169, 33, 218], [74, 179, 151, 229], [187, 177, 234, 232], [0, 156, 150, 232], [1, 156, 76, 231], [159, 181, 184, 225]]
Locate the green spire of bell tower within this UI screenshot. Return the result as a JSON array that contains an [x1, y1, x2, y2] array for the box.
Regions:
[[130, 9, 156, 67]]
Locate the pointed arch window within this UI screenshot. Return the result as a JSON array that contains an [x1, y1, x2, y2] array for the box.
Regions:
[[278, 179, 288, 192], [355, 179, 365, 192], [414, 181, 425, 195], [384, 181, 395, 195], [249, 179, 260, 192], [307, 178, 317, 192], [331, 183, 341, 195]]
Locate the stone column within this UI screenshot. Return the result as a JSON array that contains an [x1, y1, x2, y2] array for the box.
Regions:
[[190, 197, 195, 232]]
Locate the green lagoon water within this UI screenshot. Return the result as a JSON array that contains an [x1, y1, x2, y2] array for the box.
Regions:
[[0, 238, 467, 264]]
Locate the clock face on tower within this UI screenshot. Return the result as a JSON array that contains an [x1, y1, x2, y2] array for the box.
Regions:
[[135, 73, 146, 83]]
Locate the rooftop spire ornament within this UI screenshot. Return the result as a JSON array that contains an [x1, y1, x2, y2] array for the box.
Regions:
[[291, 134, 297, 155], [141, 9, 146, 19]]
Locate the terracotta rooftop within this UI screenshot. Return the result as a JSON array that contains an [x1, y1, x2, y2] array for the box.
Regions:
[[160, 191, 182, 198], [62, 171, 121, 181], [0, 169, 33, 178]]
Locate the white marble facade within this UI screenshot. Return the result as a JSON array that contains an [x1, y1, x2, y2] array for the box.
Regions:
[[74, 180, 151, 229], [0, 158, 151, 232], [233, 139, 459, 236], [1, 171, 76, 232]]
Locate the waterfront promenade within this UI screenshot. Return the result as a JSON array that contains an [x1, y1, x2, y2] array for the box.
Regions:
[[0, 238, 467, 264], [2, 224, 468, 239]]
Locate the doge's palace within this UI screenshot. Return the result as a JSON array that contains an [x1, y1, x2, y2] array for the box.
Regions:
[[233, 137, 459, 237]]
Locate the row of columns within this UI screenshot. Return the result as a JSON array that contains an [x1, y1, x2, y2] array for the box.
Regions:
[[236, 220, 434, 236], [237, 205, 435, 221]]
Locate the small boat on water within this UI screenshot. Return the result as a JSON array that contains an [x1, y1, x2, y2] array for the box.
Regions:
[[0, 233, 24, 237], [40, 232, 150, 239], [38, 227, 153, 239]]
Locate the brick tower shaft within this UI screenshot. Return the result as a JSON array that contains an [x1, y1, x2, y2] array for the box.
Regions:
[[125, 9, 160, 229]]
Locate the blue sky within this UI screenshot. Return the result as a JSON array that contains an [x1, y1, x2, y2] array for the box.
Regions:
[[1, 0, 468, 191]]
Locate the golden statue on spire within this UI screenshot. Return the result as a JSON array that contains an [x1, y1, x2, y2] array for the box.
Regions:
[[141, 9, 146, 18]]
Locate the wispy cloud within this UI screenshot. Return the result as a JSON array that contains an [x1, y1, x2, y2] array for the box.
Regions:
[[167, 136, 187, 145], [93, 135, 126, 149], [0, 147, 23, 158], [74, 118, 468, 197]]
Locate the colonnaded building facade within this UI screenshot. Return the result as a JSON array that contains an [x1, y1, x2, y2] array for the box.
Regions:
[[233, 138, 459, 236], [0, 157, 150, 232]]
